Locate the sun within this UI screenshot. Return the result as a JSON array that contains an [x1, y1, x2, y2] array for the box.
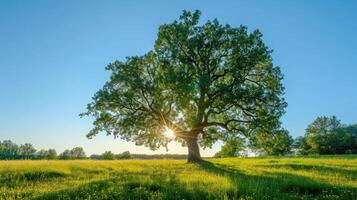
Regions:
[[163, 127, 175, 138]]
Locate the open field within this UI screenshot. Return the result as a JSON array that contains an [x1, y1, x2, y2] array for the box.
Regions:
[[0, 157, 356, 200]]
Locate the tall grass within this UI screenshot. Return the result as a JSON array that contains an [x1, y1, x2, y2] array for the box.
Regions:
[[0, 157, 356, 199]]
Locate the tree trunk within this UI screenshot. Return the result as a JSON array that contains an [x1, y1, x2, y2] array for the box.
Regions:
[[186, 136, 202, 163]]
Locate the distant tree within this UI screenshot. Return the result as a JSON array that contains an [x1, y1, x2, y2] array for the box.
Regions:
[[37, 149, 48, 159], [293, 136, 311, 155], [101, 151, 116, 160], [89, 154, 101, 160], [47, 149, 58, 160], [70, 147, 86, 159], [332, 124, 357, 154], [295, 117, 357, 155], [305, 116, 341, 154], [18, 143, 37, 159], [215, 138, 246, 157], [59, 149, 72, 160], [0, 140, 19, 160], [81, 10, 286, 163], [117, 151, 131, 159], [37, 149, 57, 160], [129, 153, 187, 159], [57, 147, 87, 160], [250, 129, 293, 156], [321, 124, 357, 154]]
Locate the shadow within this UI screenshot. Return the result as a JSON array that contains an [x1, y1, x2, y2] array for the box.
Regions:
[[256, 163, 357, 179], [32, 172, 213, 200], [0, 170, 67, 188], [5, 161, 356, 200], [198, 160, 357, 200]]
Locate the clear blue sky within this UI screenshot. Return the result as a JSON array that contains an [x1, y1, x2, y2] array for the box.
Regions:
[[0, 1, 356, 156]]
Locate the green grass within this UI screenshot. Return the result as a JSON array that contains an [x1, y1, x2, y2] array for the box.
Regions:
[[0, 157, 356, 200]]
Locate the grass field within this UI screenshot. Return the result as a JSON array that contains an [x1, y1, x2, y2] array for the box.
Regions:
[[0, 157, 356, 200]]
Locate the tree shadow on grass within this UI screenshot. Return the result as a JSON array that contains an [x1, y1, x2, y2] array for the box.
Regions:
[[198, 160, 357, 200], [31, 172, 214, 200], [0, 170, 68, 188], [27, 161, 357, 200], [256, 163, 357, 180]]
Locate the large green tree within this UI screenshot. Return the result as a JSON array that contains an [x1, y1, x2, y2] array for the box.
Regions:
[[297, 116, 357, 155], [305, 116, 341, 154], [334, 125, 357, 154], [82, 10, 286, 162]]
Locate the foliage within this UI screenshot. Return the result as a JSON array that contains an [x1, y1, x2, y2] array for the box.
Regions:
[[0, 157, 356, 200], [305, 116, 341, 154], [58, 150, 72, 160], [129, 154, 187, 160], [332, 125, 357, 154], [295, 116, 357, 155], [89, 154, 101, 160], [81, 10, 286, 162], [0, 140, 19, 160], [0, 140, 59, 160], [216, 129, 294, 157], [101, 151, 116, 160], [250, 129, 293, 155], [214, 138, 246, 157], [59, 147, 86, 160], [70, 147, 87, 159], [37, 149, 58, 160], [293, 136, 311, 155], [90, 151, 132, 160], [18, 143, 37, 159], [117, 151, 132, 159], [47, 149, 58, 160], [90, 152, 188, 160]]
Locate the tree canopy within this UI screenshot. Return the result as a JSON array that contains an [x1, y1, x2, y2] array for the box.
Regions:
[[305, 116, 341, 154], [0, 140, 59, 160], [0, 140, 18, 160], [82, 10, 286, 162], [214, 138, 246, 158], [59, 147, 87, 160], [250, 129, 293, 156], [18, 143, 37, 160], [294, 116, 357, 155], [37, 149, 58, 160], [101, 151, 116, 160]]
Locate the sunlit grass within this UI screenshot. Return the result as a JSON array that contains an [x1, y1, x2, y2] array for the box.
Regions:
[[0, 157, 356, 199]]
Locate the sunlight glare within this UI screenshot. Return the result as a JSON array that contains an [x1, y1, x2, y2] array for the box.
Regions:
[[163, 127, 175, 138]]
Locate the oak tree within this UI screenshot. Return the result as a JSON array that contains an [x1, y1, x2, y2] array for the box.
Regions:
[[82, 10, 286, 162]]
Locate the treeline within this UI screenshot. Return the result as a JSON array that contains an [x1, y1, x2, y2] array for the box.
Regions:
[[215, 129, 294, 157], [90, 151, 132, 160], [90, 151, 187, 160], [3, 115, 355, 160], [215, 116, 357, 157], [0, 141, 39, 160], [0, 141, 88, 160], [130, 153, 187, 160], [0, 141, 187, 160], [293, 116, 357, 155]]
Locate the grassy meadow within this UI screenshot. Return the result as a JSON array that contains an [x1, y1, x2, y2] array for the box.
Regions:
[[0, 157, 356, 200]]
